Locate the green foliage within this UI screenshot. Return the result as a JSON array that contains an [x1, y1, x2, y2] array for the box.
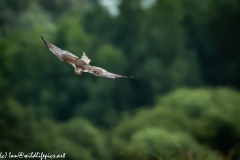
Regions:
[[123, 128, 222, 160], [158, 87, 240, 150], [0, 98, 45, 153], [185, 0, 240, 88], [0, 100, 109, 160], [59, 118, 109, 160], [95, 44, 127, 73], [114, 87, 240, 152], [0, 0, 240, 159]]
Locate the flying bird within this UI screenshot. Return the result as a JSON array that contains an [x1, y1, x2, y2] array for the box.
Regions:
[[41, 36, 133, 79]]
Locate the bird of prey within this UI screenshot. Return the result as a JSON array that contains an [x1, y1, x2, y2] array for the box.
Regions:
[[41, 36, 133, 79]]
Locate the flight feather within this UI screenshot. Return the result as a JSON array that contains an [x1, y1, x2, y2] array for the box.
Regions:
[[41, 36, 133, 79]]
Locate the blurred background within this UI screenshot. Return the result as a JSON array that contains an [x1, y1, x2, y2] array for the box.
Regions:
[[0, 0, 240, 159]]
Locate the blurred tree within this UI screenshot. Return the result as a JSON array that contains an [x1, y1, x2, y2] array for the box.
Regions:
[[0, 99, 38, 153], [59, 117, 109, 160], [38, 0, 96, 18], [0, 99, 110, 160], [1, 1, 240, 159], [112, 127, 223, 160], [134, 0, 201, 94], [82, 3, 116, 44], [114, 87, 240, 154], [185, 0, 240, 89], [0, 0, 31, 34]]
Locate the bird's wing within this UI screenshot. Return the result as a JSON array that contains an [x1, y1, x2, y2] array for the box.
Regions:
[[81, 52, 91, 64], [86, 66, 133, 79], [41, 36, 78, 67]]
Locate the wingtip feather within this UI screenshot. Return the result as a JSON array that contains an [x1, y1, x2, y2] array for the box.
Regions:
[[117, 75, 133, 79], [41, 36, 49, 48], [126, 76, 133, 79]]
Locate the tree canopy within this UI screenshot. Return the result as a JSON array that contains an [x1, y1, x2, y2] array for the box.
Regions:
[[0, 0, 240, 159]]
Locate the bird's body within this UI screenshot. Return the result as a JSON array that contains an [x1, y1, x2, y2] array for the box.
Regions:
[[41, 36, 133, 79]]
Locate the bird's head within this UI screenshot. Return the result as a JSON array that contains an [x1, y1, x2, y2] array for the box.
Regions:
[[74, 68, 83, 75]]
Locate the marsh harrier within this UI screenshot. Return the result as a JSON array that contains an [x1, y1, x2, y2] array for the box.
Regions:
[[41, 37, 133, 79]]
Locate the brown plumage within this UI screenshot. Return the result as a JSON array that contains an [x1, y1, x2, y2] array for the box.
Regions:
[[41, 36, 133, 79]]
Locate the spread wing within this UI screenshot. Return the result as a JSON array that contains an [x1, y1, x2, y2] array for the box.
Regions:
[[81, 52, 91, 64], [41, 36, 78, 67], [41, 36, 133, 79], [86, 66, 133, 79]]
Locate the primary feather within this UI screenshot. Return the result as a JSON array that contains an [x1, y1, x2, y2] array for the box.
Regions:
[[41, 36, 133, 79]]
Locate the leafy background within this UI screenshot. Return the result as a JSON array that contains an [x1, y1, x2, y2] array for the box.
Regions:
[[0, 0, 240, 159]]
